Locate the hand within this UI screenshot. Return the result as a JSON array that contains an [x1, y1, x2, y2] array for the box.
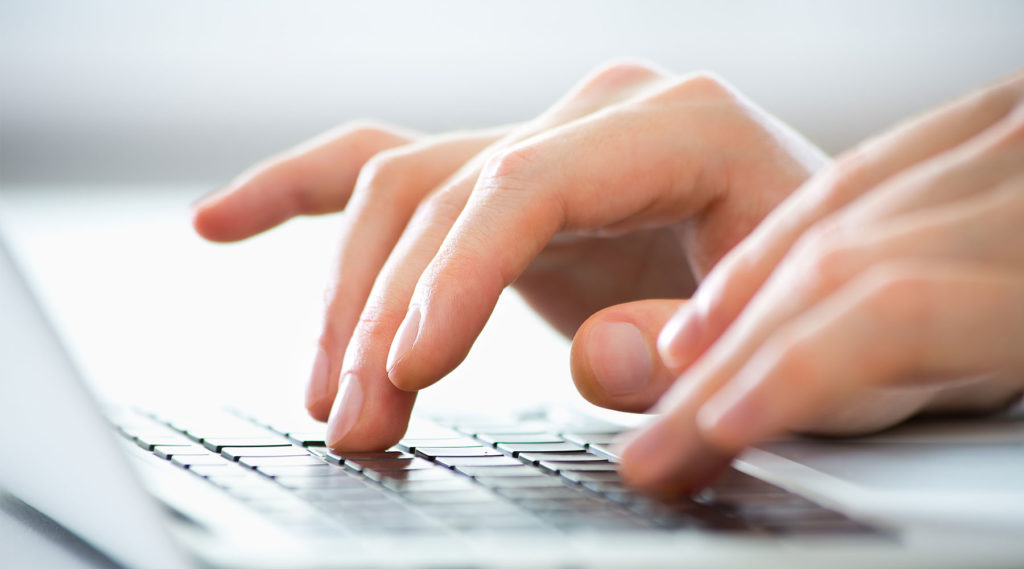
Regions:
[[192, 60, 826, 452], [618, 71, 1024, 496]]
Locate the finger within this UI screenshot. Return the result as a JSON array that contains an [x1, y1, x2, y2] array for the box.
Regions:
[[619, 173, 1024, 493], [698, 262, 1024, 454], [324, 61, 673, 449], [570, 299, 686, 413], [306, 129, 508, 421], [326, 176, 477, 450], [192, 122, 415, 242], [617, 262, 1024, 495], [658, 72, 1024, 373], [386, 73, 807, 391]]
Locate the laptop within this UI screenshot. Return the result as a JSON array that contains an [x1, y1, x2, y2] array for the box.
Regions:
[[2, 222, 1023, 569]]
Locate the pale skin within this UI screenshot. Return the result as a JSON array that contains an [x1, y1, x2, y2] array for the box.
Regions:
[[193, 60, 1024, 497]]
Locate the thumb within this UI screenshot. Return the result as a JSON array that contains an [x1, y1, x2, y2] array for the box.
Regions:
[[570, 298, 686, 412]]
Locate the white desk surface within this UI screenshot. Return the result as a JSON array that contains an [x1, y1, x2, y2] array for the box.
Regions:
[[0, 185, 583, 415], [3, 186, 1024, 568]]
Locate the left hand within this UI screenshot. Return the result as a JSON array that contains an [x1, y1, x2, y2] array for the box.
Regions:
[[617, 71, 1024, 496]]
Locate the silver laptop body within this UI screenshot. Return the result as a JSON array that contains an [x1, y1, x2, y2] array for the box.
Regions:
[[2, 229, 1023, 569]]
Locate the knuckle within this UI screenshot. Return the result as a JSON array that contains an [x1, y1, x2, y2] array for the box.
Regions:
[[766, 337, 818, 392], [789, 224, 860, 297], [645, 70, 736, 104], [812, 151, 873, 212], [576, 59, 665, 96], [353, 305, 401, 341], [857, 264, 926, 322], [478, 145, 540, 191], [338, 119, 399, 144], [414, 185, 466, 227], [357, 149, 416, 191], [994, 105, 1024, 149]]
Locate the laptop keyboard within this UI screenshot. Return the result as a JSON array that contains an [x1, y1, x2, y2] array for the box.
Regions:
[[109, 407, 877, 538]]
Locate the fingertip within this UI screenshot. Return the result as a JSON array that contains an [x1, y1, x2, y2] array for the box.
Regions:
[[388, 270, 500, 392], [304, 346, 333, 422], [616, 416, 733, 498], [616, 420, 685, 493], [570, 299, 686, 412], [326, 376, 414, 452], [570, 320, 654, 411], [189, 188, 251, 243], [305, 401, 331, 423]]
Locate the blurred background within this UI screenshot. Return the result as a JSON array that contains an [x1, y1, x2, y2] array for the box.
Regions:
[[4, 0, 1024, 185], [1, 0, 1023, 413]]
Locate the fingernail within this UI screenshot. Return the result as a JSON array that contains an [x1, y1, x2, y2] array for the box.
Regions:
[[305, 346, 330, 410], [588, 321, 652, 396], [387, 304, 420, 373], [327, 372, 363, 445], [657, 307, 699, 369]]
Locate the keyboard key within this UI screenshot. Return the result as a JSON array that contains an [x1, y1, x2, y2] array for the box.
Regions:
[[153, 444, 209, 460], [443, 515, 546, 532], [400, 489, 500, 505], [757, 517, 876, 535], [560, 471, 622, 484], [585, 443, 620, 461], [538, 461, 618, 474], [361, 467, 442, 484], [202, 437, 290, 452], [434, 455, 522, 468], [414, 446, 501, 458], [238, 455, 326, 469], [516, 497, 608, 512], [495, 442, 584, 455], [133, 433, 193, 450], [629, 498, 745, 530], [403, 419, 463, 440], [346, 457, 433, 472], [171, 454, 230, 468], [256, 465, 335, 478], [221, 446, 311, 460], [366, 466, 450, 480], [396, 437, 480, 452], [173, 416, 275, 441], [494, 486, 589, 500], [474, 476, 568, 489], [517, 451, 605, 464], [477, 433, 563, 445], [293, 487, 391, 503], [332, 451, 411, 462], [381, 477, 478, 493], [544, 512, 649, 531], [589, 488, 643, 505], [274, 475, 367, 490], [453, 423, 547, 436], [284, 431, 327, 447], [561, 432, 621, 447], [455, 466, 550, 478]]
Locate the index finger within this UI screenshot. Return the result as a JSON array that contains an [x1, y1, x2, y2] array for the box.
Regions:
[[384, 74, 782, 390]]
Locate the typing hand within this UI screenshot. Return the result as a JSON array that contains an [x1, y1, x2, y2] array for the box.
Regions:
[[192, 60, 825, 454], [616, 71, 1024, 496]]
